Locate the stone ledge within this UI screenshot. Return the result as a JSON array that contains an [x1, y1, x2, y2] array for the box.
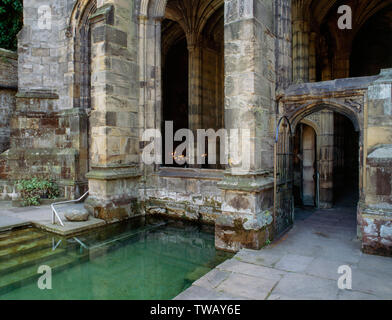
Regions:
[[283, 75, 378, 98], [16, 90, 59, 99], [1, 148, 78, 160], [0, 48, 17, 60], [157, 167, 224, 180], [218, 173, 274, 192], [86, 166, 141, 180]]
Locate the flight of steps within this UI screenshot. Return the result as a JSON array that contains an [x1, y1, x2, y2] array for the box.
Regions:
[[0, 222, 167, 296], [0, 227, 87, 296]]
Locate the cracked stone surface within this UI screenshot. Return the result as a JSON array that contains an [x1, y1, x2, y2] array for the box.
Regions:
[[175, 206, 392, 300]]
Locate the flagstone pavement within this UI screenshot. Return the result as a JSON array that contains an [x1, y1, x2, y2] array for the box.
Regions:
[[175, 205, 392, 300]]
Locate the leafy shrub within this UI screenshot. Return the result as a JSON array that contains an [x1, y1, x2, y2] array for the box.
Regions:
[[16, 178, 60, 206], [0, 0, 23, 51]]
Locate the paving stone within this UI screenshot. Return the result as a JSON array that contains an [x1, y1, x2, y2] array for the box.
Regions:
[[174, 285, 246, 300], [235, 248, 283, 267], [350, 267, 392, 297], [217, 258, 286, 281], [274, 254, 315, 273], [0, 213, 29, 231], [304, 257, 355, 281], [336, 289, 382, 300], [318, 243, 362, 264], [271, 273, 338, 300], [357, 253, 392, 277], [193, 269, 231, 289], [215, 273, 277, 300]]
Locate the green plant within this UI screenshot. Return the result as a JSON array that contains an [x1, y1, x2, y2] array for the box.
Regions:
[[16, 178, 60, 206], [0, 0, 23, 51]]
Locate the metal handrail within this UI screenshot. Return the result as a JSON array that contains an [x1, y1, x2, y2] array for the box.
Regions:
[[51, 191, 89, 226]]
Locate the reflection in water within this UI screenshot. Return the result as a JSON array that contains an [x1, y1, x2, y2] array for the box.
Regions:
[[0, 217, 231, 300]]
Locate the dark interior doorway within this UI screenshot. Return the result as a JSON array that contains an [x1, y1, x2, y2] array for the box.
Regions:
[[333, 113, 359, 207], [162, 36, 189, 166], [293, 111, 359, 208]]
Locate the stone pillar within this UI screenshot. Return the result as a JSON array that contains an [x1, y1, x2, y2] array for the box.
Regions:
[[187, 42, 203, 166], [84, 4, 141, 221], [358, 69, 392, 256], [333, 52, 350, 79], [318, 110, 334, 208], [309, 32, 317, 82], [216, 0, 276, 252], [188, 43, 203, 134], [292, 19, 309, 83], [275, 0, 292, 91]]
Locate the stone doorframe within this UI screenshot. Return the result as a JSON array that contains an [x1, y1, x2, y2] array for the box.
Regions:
[[280, 81, 366, 206], [278, 77, 374, 236]]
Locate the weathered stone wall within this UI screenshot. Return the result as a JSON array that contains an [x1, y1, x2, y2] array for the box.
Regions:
[[18, 0, 76, 108], [3, 0, 390, 257], [358, 69, 392, 256], [0, 49, 17, 200], [216, 0, 277, 252], [0, 49, 17, 155], [85, 0, 142, 221], [1, 0, 90, 200], [143, 168, 223, 224], [360, 146, 392, 256]]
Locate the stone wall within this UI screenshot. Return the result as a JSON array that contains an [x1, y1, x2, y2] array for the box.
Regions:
[[0, 0, 89, 200], [84, 0, 142, 221], [0, 49, 17, 200], [2, 0, 391, 257], [358, 69, 392, 256], [0, 49, 17, 155], [143, 168, 223, 224], [360, 146, 392, 256]]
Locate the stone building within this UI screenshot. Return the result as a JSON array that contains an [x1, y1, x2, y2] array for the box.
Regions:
[[1, 0, 392, 256]]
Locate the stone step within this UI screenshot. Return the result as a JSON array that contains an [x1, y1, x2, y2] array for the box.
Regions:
[[0, 247, 65, 276], [0, 227, 36, 240], [0, 230, 48, 250], [0, 237, 54, 262], [0, 253, 85, 296]]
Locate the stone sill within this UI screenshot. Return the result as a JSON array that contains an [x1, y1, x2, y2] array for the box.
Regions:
[[156, 167, 224, 180], [86, 166, 141, 181], [16, 91, 59, 99]]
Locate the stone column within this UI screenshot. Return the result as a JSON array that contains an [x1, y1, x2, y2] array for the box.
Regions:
[[358, 69, 392, 256], [309, 32, 317, 82], [292, 20, 309, 83], [187, 42, 203, 166], [334, 52, 350, 79], [318, 110, 334, 208], [275, 0, 292, 91], [292, 0, 310, 83], [84, 4, 141, 221], [188, 43, 203, 134], [216, 0, 276, 252]]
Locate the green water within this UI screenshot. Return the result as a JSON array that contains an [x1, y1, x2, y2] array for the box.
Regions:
[[0, 218, 231, 300]]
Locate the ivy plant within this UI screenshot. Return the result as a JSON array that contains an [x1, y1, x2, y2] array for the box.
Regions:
[[16, 178, 60, 206]]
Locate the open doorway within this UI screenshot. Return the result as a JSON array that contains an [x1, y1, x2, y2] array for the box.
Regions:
[[293, 111, 359, 210], [293, 123, 317, 207]]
